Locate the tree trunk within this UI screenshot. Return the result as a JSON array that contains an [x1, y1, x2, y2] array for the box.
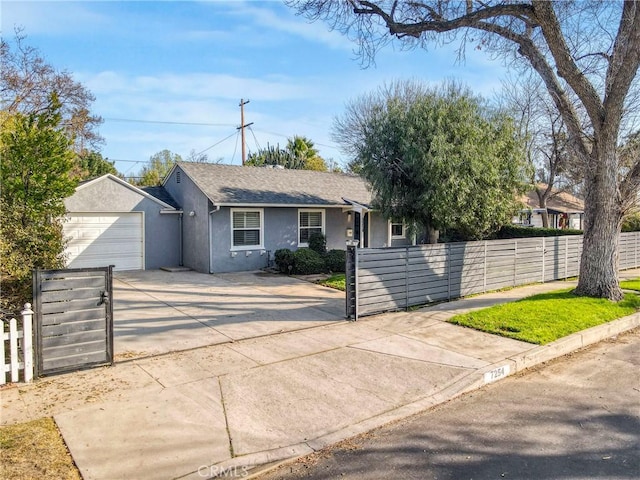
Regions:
[[535, 189, 550, 228], [575, 146, 624, 301], [427, 227, 439, 244], [541, 209, 549, 229]]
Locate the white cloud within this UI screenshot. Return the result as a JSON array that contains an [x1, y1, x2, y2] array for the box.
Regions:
[[1, 1, 110, 35], [84, 71, 314, 103], [204, 1, 353, 51]]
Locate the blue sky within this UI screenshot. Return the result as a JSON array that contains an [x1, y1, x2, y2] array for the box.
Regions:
[[3, 0, 509, 175]]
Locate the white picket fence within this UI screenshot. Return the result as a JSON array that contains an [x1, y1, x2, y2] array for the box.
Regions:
[[1, 303, 34, 385]]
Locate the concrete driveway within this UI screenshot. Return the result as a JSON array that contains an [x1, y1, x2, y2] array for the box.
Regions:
[[113, 270, 345, 359]]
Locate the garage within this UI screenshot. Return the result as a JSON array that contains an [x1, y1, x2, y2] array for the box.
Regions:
[[64, 212, 144, 271], [64, 174, 183, 271]]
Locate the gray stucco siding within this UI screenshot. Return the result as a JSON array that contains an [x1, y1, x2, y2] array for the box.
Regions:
[[207, 206, 352, 273], [164, 167, 211, 273], [64, 177, 181, 269], [368, 212, 389, 248]]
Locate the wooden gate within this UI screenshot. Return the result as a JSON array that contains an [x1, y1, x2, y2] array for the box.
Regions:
[[33, 267, 113, 377]]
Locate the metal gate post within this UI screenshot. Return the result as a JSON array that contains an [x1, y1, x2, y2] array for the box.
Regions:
[[345, 242, 359, 320], [105, 265, 114, 366]]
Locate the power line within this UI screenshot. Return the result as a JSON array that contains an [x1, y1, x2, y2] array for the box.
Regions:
[[231, 129, 241, 165], [193, 130, 238, 157], [106, 158, 146, 163], [251, 127, 338, 150], [247, 126, 262, 152], [103, 117, 235, 127]]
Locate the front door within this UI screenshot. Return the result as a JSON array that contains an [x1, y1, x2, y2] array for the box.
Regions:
[[353, 212, 369, 248]]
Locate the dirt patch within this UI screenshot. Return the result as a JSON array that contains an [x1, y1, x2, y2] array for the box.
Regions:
[[0, 417, 81, 480]]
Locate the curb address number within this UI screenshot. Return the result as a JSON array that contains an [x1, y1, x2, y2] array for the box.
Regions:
[[484, 364, 511, 384]]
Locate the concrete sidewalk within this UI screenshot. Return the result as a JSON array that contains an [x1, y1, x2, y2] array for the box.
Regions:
[[2, 271, 639, 480]]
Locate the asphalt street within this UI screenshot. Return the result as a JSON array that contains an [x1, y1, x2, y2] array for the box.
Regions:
[[257, 328, 640, 480]]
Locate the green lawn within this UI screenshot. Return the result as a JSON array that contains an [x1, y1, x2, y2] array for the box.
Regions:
[[448, 289, 640, 345], [318, 273, 346, 291], [620, 279, 640, 291]]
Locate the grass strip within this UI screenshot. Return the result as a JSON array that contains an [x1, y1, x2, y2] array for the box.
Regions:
[[318, 273, 346, 291], [0, 417, 81, 480], [448, 289, 640, 345], [620, 279, 640, 291]]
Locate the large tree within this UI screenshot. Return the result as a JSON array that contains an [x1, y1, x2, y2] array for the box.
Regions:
[[1, 30, 103, 153], [335, 80, 528, 242], [0, 96, 78, 310], [289, 0, 640, 300]]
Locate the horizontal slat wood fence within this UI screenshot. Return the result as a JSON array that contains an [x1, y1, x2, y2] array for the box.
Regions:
[[350, 232, 640, 318], [34, 266, 113, 377]]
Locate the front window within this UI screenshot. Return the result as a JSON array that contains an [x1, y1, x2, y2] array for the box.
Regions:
[[298, 209, 325, 246], [231, 209, 263, 249], [390, 220, 405, 239]]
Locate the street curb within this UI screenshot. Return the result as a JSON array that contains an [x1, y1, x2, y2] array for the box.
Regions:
[[218, 313, 640, 480]]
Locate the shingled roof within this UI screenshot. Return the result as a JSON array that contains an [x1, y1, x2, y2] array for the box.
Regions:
[[520, 186, 584, 213], [173, 162, 373, 207]]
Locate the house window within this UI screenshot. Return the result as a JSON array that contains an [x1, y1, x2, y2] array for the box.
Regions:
[[390, 220, 405, 239], [298, 209, 325, 246], [231, 209, 263, 250], [176, 171, 181, 183]]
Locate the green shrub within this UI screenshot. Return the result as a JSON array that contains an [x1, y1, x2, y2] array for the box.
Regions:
[[325, 249, 346, 273], [493, 225, 583, 239], [622, 212, 640, 232], [308, 232, 327, 255], [274, 248, 295, 274], [292, 248, 327, 275]]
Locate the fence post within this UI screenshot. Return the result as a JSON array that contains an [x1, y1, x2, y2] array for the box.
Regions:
[[447, 243, 451, 300], [22, 303, 34, 382], [345, 242, 359, 320], [514, 240, 518, 286], [541, 237, 545, 283], [405, 246, 409, 310], [565, 236, 569, 279], [9, 318, 19, 383], [483, 241, 487, 293]]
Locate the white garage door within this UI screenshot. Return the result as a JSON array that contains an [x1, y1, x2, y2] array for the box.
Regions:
[[64, 213, 144, 271]]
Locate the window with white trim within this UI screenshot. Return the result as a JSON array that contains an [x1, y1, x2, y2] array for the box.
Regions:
[[231, 209, 263, 249], [298, 209, 325, 246], [390, 220, 405, 239]]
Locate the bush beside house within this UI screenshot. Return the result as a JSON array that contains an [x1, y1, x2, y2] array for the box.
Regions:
[[275, 233, 346, 275]]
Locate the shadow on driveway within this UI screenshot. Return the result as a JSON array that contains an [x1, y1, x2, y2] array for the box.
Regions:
[[113, 270, 345, 360]]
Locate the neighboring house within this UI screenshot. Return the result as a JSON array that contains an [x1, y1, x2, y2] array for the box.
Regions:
[[63, 174, 182, 271], [162, 162, 413, 273], [515, 188, 585, 230]]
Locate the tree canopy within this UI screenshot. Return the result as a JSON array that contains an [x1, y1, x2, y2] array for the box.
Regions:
[[134, 149, 183, 186], [335, 80, 528, 242], [75, 150, 118, 180], [289, 0, 640, 300], [0, 96, 78, 310], [246, 135, 329, 171], [1, 30, 103, 153]]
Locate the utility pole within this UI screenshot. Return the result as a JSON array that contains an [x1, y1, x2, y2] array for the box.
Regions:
[[238, 99, 253, 166]]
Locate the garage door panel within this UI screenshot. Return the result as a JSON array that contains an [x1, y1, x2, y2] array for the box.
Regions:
[[66, 241, 143, 256], [69, 228, 143, 243], [64, 213, 144, 271]]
